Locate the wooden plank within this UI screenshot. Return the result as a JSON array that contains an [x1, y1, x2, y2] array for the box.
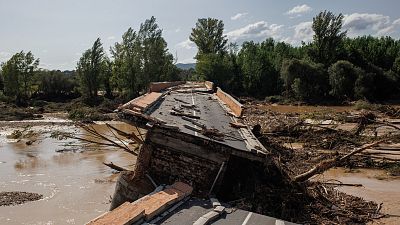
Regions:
[[87, 202, 145, 225]]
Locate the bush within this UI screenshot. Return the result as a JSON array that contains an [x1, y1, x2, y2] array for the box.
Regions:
[[281, 59, 328, 102], [354, 100, 377, 110], [328, 60, 361, 100], [38, 70, 76, 98]]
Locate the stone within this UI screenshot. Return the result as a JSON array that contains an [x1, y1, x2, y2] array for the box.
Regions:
[[213, 206, 225, 214]]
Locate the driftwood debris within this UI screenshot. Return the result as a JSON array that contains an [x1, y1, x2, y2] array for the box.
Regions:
[[103, 162, 128, 172], [293, 140, 386, 182], [106, 123, 144, 144], [64, 123, 139, 156]]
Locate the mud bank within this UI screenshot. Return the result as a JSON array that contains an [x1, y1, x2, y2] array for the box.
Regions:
[[0, 191, 43, 206]]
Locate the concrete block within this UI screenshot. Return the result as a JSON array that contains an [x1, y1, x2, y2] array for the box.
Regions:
[[213, 206, 225, 214], [193, 216, 209, 225], [210, 198, 221, 207], [202, 211, 220, 221]]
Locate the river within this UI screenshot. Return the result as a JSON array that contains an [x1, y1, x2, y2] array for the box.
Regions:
[[0, 122, 137, 225], [320, 168, 400, 225]]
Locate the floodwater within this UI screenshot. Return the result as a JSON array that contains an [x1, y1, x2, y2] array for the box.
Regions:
[[319, 168, 400, 225], [0, 122, 139, 225]]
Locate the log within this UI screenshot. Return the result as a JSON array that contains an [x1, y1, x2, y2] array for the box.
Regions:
[[322, 182, 363, 187], [103, 162, 128, 171], [293, 140, 386, 182]]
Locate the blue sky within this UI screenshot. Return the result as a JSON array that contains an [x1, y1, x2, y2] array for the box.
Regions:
[[1, 0, 399, 70]]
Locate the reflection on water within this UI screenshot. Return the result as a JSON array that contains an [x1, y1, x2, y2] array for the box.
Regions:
[[319, 168, 400, 225], [0, 122, 139, 225]]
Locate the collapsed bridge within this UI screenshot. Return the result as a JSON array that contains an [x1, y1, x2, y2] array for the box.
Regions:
[[88, 81, 297, 225]]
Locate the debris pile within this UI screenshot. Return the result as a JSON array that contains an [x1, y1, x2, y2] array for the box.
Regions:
[[234, 100, 400, 224]]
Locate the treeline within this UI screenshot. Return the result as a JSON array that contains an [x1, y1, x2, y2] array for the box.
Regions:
[[0, 17, 181, 105], [190, 11, 400, 103], [1, 12, 399, 106]]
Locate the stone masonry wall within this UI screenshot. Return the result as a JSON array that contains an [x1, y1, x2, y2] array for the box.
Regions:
[[148, 144, 225, 196]]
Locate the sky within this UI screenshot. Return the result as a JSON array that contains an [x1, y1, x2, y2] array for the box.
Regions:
[[1, 0, 400, 71]]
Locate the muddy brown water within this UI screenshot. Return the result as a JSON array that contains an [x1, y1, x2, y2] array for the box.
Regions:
[[0, 122, 138, 225], [260, 104, 354, 114], [319, 168, 400, 225]]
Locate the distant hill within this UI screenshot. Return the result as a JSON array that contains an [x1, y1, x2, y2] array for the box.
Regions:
[[176, 63, 196, 70]]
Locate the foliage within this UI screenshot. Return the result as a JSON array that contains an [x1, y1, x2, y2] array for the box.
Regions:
[[111, 17, 178, 99], [77, 38, 105, 99], [0, 51, 39, 103], [328, 60, 361, 100], [37, 70, 76, 98], [0, 71, 3, 91], [308, 11, 346, 66], [354, 72, 376, 100], [281, 59, 328, 101], [237, 40, 281, 97], [189, 18, 228, 57]]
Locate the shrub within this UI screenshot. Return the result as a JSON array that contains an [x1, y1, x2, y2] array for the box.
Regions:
[[328, 60, 361, 100]]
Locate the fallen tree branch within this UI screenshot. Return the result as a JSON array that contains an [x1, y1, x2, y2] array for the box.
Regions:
[[103, 162, 129, 171], [293, 140, 386, 182], [106, 123, 144, 144]]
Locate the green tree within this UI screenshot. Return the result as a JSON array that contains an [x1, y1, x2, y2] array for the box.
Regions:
[[190, 18, 229, 85], [138, 16, 177, 87], [393, 57, 400, 75], [309, 11, 347, 66], [77, 38, 104, 99], [0, 70, 4, 91], [238, 41, 280, 97], [281, 59, 328, 102], [328, 60, 361, 100], [1, 51, 39, 103], [111, 27, 141, 98], [37, 70, 76, 97], [190, 18, 228, 57], [354, 72, 375, 100], [102, 58, 113, 98], [111, 17, 178, 98]]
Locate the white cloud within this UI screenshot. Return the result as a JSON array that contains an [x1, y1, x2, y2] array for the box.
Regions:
[[107, 36, 116, 40], [176, 39, 195, 50], [342, 13, 400, 36], [343, 13, 390, 32], [231, 12, 248, 21], [226, 21, 284, 43], [285, 21, 314, 45], [0, 51, 11, 61], [393, 18, 400, 26], [286, 4, 312, 16]]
